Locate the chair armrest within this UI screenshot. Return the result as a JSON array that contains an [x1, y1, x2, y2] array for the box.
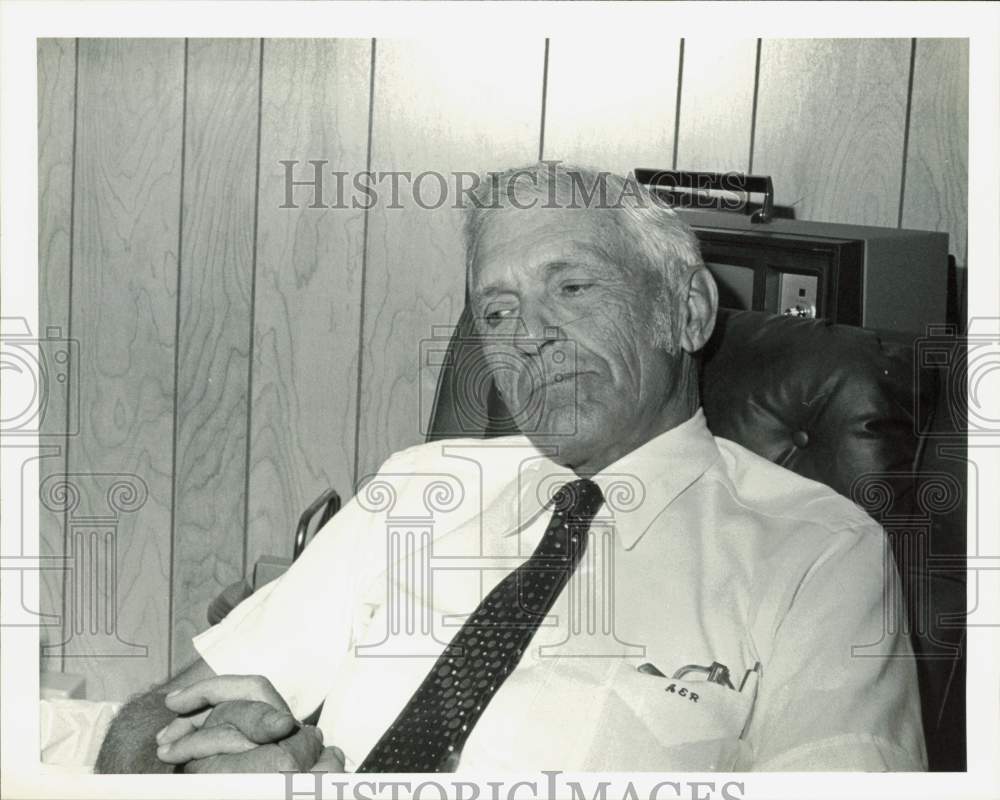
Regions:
[[294, 487, 341, 560], [206, 487, 341, 625]]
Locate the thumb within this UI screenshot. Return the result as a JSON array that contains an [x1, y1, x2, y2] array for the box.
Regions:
[[311, 745, 347, 773], [206, 700, 300, 745], [278, 724, 325, 771]]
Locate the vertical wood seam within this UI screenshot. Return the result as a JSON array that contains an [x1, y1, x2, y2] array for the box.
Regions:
[[898, 38, 918, 229], [747, 39, 762, 173], [57, 37, 82, 673], [671, 39, 684, 170], [538, 39, 550, 162], [167, 38, 190, 676], [352, 39, 378, 493], [242, 38, 265, 579]]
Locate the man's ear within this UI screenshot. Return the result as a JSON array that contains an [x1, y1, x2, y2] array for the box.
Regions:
[[677, 267, 718, 354]]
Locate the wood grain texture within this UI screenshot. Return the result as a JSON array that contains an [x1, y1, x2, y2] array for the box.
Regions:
[[356, 39, 545, 480], [902, 39, 968, 268], [170, 39, 260, 671], [245, 39, 371, 566], [543, 38, 680, 175], [37, 39, 77, 672], [67, 39, 184, 699], [676, 38, 757, 173], [753, 39, 911, 226]]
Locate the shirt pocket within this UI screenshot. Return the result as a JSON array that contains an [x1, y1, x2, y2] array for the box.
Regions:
[[584, 664, 758, 771]]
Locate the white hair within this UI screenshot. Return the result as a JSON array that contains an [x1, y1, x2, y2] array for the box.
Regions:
[[462, 162, 705, 350]]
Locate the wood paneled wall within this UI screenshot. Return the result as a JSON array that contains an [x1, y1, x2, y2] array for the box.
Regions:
[[244, 39, 370, 642], [37, 37, 968, 700]]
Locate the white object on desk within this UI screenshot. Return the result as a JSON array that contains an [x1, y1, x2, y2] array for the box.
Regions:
[[41, 698, 121, 772]]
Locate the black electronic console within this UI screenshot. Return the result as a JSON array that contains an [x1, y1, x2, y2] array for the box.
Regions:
[[636, 169, 950, 335]]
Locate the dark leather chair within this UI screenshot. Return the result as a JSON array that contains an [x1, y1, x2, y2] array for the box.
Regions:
[[427, 306, 967, 771]]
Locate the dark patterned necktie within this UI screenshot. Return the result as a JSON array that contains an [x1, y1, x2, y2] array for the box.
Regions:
[[356, 477, 604, 773]]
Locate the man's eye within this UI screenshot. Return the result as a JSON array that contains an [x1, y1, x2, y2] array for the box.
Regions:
[[562, 282, 595, 296], [485, 307, 515, 328]]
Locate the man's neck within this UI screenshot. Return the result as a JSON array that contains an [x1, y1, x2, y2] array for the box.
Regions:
[[568, 390, 701, 477]]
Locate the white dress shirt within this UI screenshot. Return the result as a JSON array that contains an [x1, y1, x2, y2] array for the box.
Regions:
[[194, 409, 927, 771]]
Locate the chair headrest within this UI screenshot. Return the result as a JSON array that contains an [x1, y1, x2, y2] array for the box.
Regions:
[[700, 309, 931, 499]]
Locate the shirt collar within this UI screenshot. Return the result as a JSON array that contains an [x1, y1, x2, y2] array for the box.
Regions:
[[519, 408, 721, 550]]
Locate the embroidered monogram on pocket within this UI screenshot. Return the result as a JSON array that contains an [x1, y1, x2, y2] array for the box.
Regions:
[[584, 662, 759, 771]]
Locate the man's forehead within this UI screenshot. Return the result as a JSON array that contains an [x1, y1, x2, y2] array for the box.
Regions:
[[470, 207, 623, 282]]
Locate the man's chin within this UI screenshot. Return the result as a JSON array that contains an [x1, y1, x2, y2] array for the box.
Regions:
[[515, 414, 606, 468], [513, 407, 578, 439]]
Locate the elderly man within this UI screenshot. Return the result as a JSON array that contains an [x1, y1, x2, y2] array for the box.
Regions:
[[96, 163, 926, 773]]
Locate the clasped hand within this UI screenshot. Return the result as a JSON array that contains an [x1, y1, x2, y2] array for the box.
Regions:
[[155, 675, 346, 773]]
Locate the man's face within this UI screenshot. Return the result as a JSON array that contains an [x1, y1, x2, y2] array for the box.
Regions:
[[469, 206, 690, 474]]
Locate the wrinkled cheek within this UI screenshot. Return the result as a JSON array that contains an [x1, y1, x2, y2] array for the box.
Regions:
[[590, 302, 642, 343]]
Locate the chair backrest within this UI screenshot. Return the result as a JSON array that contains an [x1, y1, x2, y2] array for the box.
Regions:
[[426, 306, 966, 770]]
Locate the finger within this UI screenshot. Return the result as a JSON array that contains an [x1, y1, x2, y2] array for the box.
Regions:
[[165, 675, 289, 715], [311, 746, 346, 773], [182, 754, 225, 774], [155, 708, 211, 747], [183, 743, 297, 774], [204, 700, 300, 744], [156, 723, 258, 764], [277, 725, 325, 772]]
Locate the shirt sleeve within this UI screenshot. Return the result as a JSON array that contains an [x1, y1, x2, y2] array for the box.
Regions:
[[743, 522, 928, 771], [192, 464, 396, 721]]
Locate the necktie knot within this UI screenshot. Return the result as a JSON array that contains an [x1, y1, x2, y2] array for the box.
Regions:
[[551, 477, 604, 520]]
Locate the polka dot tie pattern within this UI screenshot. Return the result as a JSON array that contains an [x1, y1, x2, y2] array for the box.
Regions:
[[356, 478, 605, 773]]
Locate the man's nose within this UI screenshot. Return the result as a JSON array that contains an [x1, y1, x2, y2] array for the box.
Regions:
[[513, 301, 562, 356]]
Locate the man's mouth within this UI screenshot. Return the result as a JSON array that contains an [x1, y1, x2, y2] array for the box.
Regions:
[[531, 370, 593, 392]]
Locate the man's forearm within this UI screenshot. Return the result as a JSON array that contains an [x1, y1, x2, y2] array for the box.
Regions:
[[94, 691, 178, 774]]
